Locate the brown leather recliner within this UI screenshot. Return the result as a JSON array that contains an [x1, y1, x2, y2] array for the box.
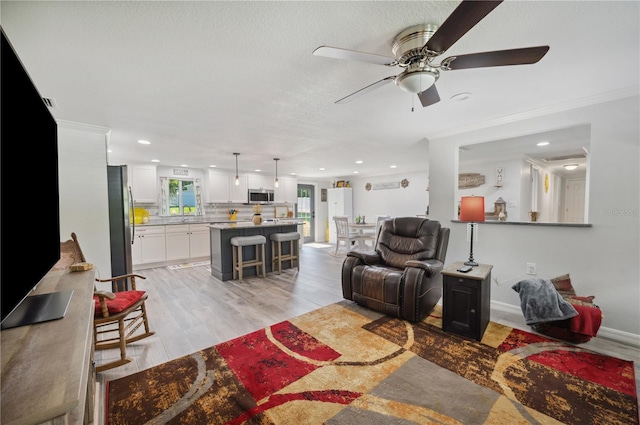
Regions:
[[341, 217, 450, 322]]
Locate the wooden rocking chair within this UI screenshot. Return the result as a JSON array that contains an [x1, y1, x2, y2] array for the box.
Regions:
[[55, 232, 155, 372]]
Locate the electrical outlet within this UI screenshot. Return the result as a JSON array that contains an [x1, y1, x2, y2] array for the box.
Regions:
[[526, 263, 537, 275]]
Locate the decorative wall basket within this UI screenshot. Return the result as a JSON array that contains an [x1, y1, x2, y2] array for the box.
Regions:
[[458, 173, 485, 189]]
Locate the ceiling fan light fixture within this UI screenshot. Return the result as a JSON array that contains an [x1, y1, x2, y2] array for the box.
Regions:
[[395, 70, 436, 93]]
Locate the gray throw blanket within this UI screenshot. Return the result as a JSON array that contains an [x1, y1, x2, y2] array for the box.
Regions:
[[512, 278, 578, 325]]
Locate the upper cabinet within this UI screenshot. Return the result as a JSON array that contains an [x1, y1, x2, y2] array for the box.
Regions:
[[247, 173, 274, 191], [229, 173, 248, 203], [274, 176, 297, 203], [129, 164, 157, 203], [207, 169, 248, 203], [207, 169, 231, 203]]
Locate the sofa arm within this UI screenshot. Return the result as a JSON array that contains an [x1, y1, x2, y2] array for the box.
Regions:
[[346, 250, 381, 265], [404, 259, 443, 278]]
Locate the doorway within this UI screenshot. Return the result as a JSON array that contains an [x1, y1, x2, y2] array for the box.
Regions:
[[297, 184, 315, 243], [563, 178, 586, 223]]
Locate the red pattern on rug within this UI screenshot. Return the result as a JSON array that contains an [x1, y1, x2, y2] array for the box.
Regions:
[[216, 320, 342, 401], [499, 328, 637, 397]]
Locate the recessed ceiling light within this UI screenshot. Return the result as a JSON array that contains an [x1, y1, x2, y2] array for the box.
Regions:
[[209, 164, 217, 168], [564, 164, 579, 170], [138, 139, 151, 145], [107, 149, 112, 153], [290, 172, 296, 175], [355, 160, 363, 164], [537, 141, 550, 146], [390, 165, 397, 169], [180, 164, 188, 167], [353, 171, 359, 174], [319, 167, 326, 171], [450, 92, 471, 102], [151, 159, 160, 163], [254, 169, 261, 172]]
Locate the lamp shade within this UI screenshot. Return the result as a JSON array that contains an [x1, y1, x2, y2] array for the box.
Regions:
[[459, 196, 485, 222]]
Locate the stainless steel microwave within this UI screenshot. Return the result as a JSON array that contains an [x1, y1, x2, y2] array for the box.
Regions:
[[248, 188, 274, 204]]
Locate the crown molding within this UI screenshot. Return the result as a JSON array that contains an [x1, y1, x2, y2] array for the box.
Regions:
[[427, 86, 640, 140], [57, 119, 111, 135]]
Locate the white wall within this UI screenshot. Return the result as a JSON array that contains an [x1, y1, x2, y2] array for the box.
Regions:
[[341, 170, 430, 220], [429, 94, 640, 340], [57, 121, 112, 280]]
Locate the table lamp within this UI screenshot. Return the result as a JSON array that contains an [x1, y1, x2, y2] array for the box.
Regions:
[[459, 196, 485, 267]]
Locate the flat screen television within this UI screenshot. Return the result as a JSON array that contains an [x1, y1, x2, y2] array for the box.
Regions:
[[1, 28, 69, 329]]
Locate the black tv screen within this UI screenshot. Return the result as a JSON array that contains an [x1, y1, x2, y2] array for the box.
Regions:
[[1, 28, 61, 325]]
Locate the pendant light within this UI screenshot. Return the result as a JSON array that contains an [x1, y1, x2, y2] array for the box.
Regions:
[[274, 158, 280, 188], [233, 153, 240, 186]]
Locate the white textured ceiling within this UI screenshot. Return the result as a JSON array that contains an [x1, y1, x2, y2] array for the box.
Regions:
[[1, 1, 638, 179]]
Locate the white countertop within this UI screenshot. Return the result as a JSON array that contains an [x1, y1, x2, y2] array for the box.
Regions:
[[209, 220, 304, 230]]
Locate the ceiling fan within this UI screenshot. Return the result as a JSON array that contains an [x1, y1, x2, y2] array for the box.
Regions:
[[313, 0, 549, 107]]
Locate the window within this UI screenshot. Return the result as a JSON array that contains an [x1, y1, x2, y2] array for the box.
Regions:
[[162, 178, 200, 216]]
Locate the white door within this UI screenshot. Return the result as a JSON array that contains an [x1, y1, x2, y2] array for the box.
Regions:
[[564, 178, 585, 223]]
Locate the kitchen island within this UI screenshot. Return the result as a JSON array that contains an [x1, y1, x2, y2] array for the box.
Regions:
[[209, 221, 302, 281]]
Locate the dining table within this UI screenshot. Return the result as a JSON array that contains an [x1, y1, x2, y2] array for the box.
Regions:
[[348, 222, 376, 250]]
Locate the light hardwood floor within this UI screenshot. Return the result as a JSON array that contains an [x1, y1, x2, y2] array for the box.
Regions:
[[95, 243, 640, 424]]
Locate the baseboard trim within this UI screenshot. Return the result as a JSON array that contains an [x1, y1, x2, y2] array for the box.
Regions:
[[491, 301, 640, 348]]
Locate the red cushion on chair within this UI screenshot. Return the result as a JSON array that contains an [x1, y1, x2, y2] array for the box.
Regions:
[[94, 290, 145, 316]]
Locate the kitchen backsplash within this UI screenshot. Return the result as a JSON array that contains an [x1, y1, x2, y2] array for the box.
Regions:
[[138, 203, 295, 224]]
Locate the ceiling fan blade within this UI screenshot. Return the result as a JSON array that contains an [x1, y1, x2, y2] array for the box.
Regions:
[[335, 76, 396, 104], [417, 85, 441, 107], [426, 0, 503, 54], [313, 46, 397, 66], [442, 46, 550, 70]]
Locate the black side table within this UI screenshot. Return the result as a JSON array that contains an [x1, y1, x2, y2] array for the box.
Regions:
[[441, 261, 493, 341]]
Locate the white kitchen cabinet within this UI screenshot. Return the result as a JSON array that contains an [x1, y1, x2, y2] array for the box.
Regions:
[[129, 164, 158, 204], [132, 226, 166, 265], [247, 173, 274, 191], [229, 173, 248, 203], [189, 224, 211, 258], [165, 224, 210, 260], [165, 224, 190, 260], [207, 169, 231, 203], [207, 170, 247, 203], [274, 176, 297, 203], [327, 188, 353, 244]]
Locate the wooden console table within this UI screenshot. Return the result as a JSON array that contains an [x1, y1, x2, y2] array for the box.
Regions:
[[1, 268, 96, 425]]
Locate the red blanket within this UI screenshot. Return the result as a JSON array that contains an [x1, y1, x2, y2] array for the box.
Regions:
[[569, 304, 602, 337]]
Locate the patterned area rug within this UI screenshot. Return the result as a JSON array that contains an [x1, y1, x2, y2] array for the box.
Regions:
[[106, 302, 638, 424]]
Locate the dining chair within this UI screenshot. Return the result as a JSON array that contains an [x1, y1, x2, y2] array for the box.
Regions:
[[333, 216, 360, 254], [361, 215, 391, 249]]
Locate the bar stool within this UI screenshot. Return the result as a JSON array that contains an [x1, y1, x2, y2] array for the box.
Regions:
[[230, 235, 266, 281], [270, 232, 300, 274]]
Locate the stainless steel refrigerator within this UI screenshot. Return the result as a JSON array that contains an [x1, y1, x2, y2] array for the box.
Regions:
[[107, 165, 134, 288]]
